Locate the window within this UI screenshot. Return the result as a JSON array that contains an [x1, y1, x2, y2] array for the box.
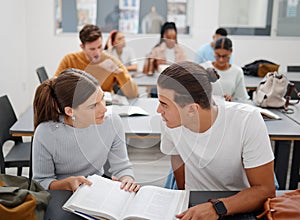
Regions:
[[55, 0, 192, 34], [218, 0, 272, 36], [218, 0, 300, 37]]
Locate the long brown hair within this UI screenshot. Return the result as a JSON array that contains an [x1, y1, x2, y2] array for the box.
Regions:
[[157, 61, 219, 109], [33, 68, 100, 129]]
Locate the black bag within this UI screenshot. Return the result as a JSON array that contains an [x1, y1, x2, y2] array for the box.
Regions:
[[242, 60, 280, 77]]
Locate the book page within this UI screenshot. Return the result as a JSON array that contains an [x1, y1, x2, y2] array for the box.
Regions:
[[108, 106, 149, 117], [256, 107, 281, 120], [123, 185, 188, 220], [98, 59, 120, 73], [64, 175, 135, 220]]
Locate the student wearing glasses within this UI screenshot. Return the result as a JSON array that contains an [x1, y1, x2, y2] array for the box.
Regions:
[[195, 28, 233, 64], [201, 37, 249, 101]]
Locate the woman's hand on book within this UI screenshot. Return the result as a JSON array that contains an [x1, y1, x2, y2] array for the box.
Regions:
[[49, 176, 92, 192], [112, 175, 140, 192]]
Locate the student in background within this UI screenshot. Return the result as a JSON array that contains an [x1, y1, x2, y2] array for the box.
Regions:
[[195, 27, 233, 64], [104, 30, 138, 72], [55, 24, 138, 98], [157, 61, 275, 219], [143, 21, 186, 75], [201, 37, 249, 101], [33, 68, 140, 192]]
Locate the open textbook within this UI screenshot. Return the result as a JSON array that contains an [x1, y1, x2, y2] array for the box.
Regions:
[[107, 105, 149, 117], [255, 106, 281, 120], [63, 174, 189, 220]]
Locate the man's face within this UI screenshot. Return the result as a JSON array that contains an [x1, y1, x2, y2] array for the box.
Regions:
[[156, 86, 185, 128], [81, 37, 103, 63], [213, 34, 223, 41]]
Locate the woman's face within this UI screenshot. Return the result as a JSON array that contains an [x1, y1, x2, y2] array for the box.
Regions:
[[214, 48, 232, 68], [113, 32, 125, 49], [73, 87, 107, 128], [163, 29, 177, 48]]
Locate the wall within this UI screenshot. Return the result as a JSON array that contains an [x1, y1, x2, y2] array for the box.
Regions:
[[1, 0, 300, 115], [0, 1, 28, 115]]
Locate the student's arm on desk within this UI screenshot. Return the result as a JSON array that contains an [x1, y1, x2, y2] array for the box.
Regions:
[[126, 63, 138, 72], [223, 161, 275, 215], [177, 161, 276, 220], [171, 155, 185, 190]]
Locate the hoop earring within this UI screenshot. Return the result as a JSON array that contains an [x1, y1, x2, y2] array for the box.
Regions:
[[71, 116, 76, 122]]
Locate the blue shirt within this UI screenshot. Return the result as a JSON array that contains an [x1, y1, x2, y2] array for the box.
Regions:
[[194, 42, 233, 64]]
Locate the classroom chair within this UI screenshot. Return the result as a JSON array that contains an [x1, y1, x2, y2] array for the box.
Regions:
[[0, 95, 31, 176], [36, 66, 49, 83]]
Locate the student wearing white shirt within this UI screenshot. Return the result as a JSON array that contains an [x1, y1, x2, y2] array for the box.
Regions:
[[104, 30, 138, 72], [201, 37, 249, 101], [157, 61, 275, 219]]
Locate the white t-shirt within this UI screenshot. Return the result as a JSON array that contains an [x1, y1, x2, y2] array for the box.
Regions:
[[160, 101, 274, 190], [164, 47, 176, 63], [111, 47, 136, 67], [201, 61, 249, 101]]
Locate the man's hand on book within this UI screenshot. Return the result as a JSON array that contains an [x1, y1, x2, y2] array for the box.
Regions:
[[112, 175, 140, 192], [176, 202, 219, 220]]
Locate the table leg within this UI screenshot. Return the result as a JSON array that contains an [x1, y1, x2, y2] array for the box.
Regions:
[[274, 140, 291, 190], [289, 141, 300, 189]]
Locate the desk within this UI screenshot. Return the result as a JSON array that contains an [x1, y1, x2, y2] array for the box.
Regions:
[[244, 75, 262, 91], [131, 73, 267, 92], [130, 72, 158, 88], [189, 191, 290, 220], [9, 99, 161, 138], [45, 190, 289, 220], [44, 190, 82, 220], [281, 103, 300, 189], [9, 99, 300, 190]]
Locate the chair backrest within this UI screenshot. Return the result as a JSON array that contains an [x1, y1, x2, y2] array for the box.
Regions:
[[287, 66, 300, 72], [0, 95, 22, 147], [36, 66, 49, 83]]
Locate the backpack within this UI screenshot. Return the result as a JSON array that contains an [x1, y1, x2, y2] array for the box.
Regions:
[[0, 174, 51, 220], [242, 60, 280, 77], [253, 72, 288, 108], [257, 189, 300, 220]]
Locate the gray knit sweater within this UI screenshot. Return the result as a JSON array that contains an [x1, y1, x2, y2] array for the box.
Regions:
[[32, 113, 134, 189]]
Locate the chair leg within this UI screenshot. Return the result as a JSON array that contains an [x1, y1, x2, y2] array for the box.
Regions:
[[17, 167, 22, 176], [1, 166, 6, 174]]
